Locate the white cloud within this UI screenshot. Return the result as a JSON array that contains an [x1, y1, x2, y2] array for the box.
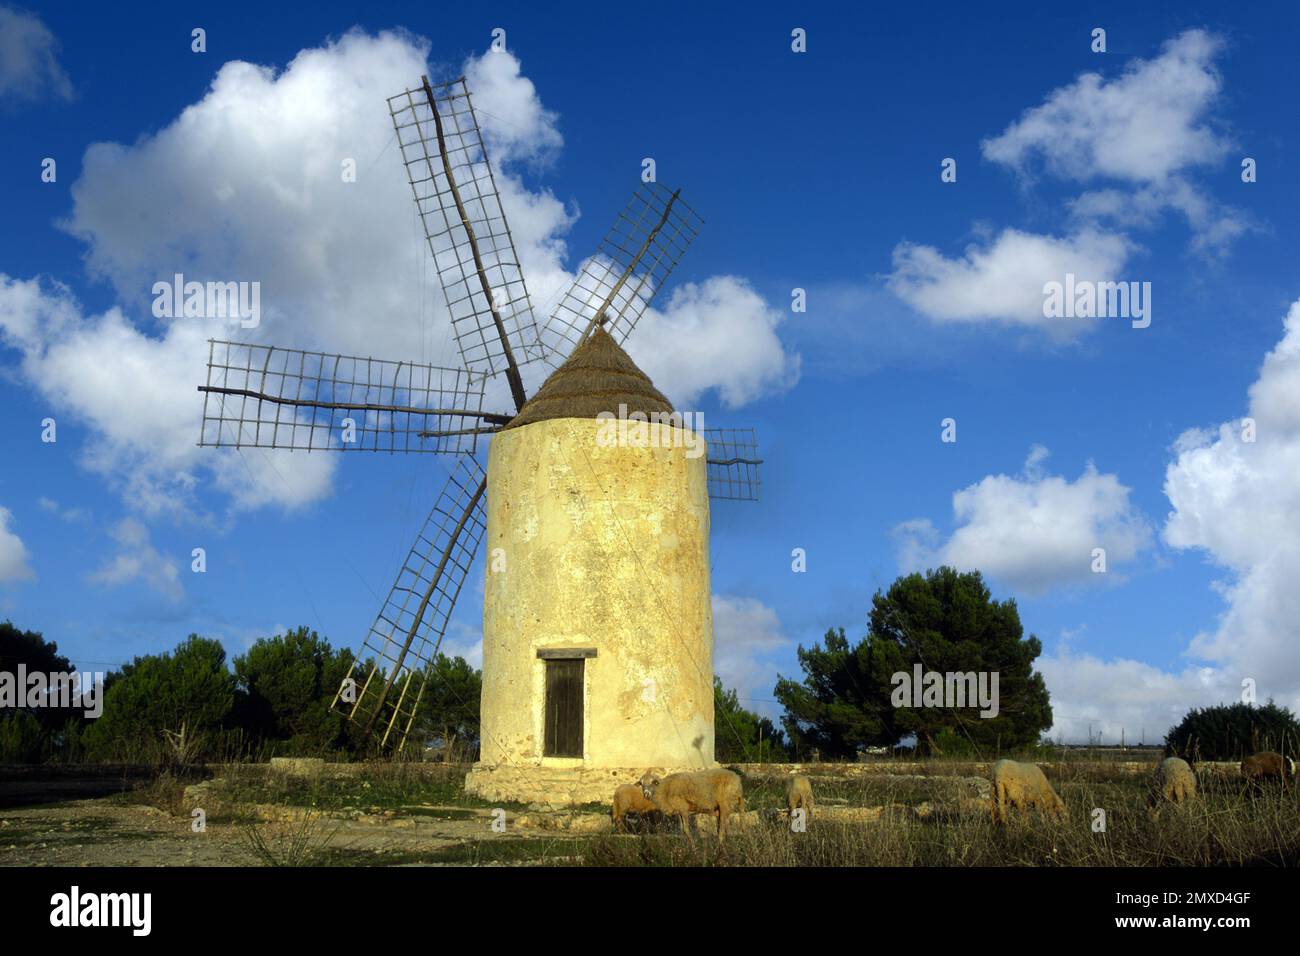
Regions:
[[890, 29, 1249, 331], [439, 620, 483, 670], [982, 30, 1229, 183], [0, 275, 336, 516], [37, 496, 88, 523], [887, 227, 1132, 330], [1032, 298, 1300, 738], [88, 518, 182, 600], [1162, 298, 1300, 707], [0, 30, 794, 521], [895, 447, 1153, 595], [0, 507, 35, 583], [635, 276, 800, 408], [463, 50, 562, 165], [1037, 636, 1227, 745], [982, 29, 1248, 256], [712, 594, 790, 716], [61, 30, 441, 365], [0, 6, 72, 103]]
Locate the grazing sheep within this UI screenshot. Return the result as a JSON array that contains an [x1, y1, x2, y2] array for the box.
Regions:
[[785, 775, 814, 819], [639, 768, 744, 839], [990, 759, 1067, 825], [1241, 751, 1296, 787], [1149, 756, 1198, 808], [611, 783, 660, 833]]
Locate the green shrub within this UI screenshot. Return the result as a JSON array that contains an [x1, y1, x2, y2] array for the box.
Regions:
[[1165, 701, 1300, 762]]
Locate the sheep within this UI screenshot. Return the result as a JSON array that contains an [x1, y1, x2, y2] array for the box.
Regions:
[[785, 775, 814, 819], [990, 759, 1067, 825], [1148, 756, 1198, 808], [639, 768, 744, 840], [610, 783, 660, 833], [1241, 751, 1296, 788]]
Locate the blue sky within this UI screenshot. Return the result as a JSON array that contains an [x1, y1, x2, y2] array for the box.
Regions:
[[2, 0, 1298, 743]]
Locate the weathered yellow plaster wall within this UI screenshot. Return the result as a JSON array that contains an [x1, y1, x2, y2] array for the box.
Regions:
[[470, 417, 713, 798]]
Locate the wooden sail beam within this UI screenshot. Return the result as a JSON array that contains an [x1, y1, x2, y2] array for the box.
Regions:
[[580, 187, 681, 345], [196, 384, 513, 426], [361, 474, 488, 741], [421, 76, 528, 413]]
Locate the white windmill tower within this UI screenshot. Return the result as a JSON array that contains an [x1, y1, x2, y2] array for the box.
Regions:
[[196, 74, 762, 804]]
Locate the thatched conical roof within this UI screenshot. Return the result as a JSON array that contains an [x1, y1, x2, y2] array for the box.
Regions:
[[503, 326, 674, 430]]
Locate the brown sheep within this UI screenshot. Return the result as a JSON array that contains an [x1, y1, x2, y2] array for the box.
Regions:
[[639, 768, 744, 840], [1241, 751, 1296, 787], [785, 775, 814, 819], [1148, 756, 1197, 808], [611, 783, 659, 833], [990, 759, 1067, 825]]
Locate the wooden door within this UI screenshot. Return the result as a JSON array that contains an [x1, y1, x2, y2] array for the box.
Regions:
[[543, 659, 584, 757]]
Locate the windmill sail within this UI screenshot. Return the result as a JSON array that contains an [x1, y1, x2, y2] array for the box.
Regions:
[[544, 181, 703, 366], [389, 76, 543, 409], [333, 456, 488, 750], [704, 427, 762, 501], [198, 340, 504, 455]]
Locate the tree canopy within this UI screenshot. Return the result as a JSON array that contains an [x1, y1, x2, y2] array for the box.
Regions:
[[413, 653, 483, 761], [84, 634, 237, 763], [775, 568, 1053, 757], [232, 626, 356, 755], [713, 677, 790, 762]]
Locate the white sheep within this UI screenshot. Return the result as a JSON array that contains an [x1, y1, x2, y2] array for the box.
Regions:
[[785, 775, 813, 819], [611, 783, 659, 833], [990, 759, 1067, 825], [639, 768, 744, 840], [1148, 756, 1197, 808]]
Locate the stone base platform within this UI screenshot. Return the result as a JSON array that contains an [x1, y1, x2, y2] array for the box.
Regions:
[[464, 763, 708, 807]]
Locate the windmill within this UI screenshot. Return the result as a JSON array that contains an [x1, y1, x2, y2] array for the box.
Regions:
[[196, 75, 762, 790]]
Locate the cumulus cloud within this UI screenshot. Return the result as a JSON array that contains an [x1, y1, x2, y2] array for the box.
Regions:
[[635, 277, 800, 408], [0, 507, 35, 583], [88, 518, 182, 600], [62, 30, 441, 364], [983, 30, 1229, 183], [1029, 298, 1300, 738], [463, 50, 562, 165], [0, 31, 793, 520], [1162, 298, 1300, 707], [1037, 634, 1228, 744], [887, 228, 1132, 330], [890, 30, 1249, 329], [982, 29, 1248, 256], [895, 446, 1153, 595], [0, 275, 336, 516], [712, 594, 790, 716], [0, 5, 72, 103]]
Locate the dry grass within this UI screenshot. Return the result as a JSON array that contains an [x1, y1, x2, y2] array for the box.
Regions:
[[123, 771, 193, 816], [580, 768, 1300, 867], [117, 757, 1298, 867], [241, 813, 342, 866]]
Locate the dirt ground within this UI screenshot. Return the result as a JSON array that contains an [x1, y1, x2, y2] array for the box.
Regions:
[[0, 796, 575, 867]]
